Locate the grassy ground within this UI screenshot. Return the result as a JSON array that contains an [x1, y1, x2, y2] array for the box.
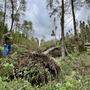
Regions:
[[0, 45, 90, 90]]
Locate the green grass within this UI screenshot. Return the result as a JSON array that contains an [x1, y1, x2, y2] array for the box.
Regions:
[[0, 46, 90, 90]]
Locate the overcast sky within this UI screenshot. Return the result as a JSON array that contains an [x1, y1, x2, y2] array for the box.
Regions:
[[25, 0, 51, 40], [24, 0, 90, 40], [1, 0, 89, 40]]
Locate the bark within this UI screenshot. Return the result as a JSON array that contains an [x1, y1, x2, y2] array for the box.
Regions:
[[61, 0, 66, 59], [51, 16, 56, 46], [3, 0, 7, 25], [71, 0, 79, 52], [71, 0, 77, 36], [10, 0, 14, 32]]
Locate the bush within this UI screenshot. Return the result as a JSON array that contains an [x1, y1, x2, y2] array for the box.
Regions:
[[0, 58, 14, 80], [25, 64, 50, 86]]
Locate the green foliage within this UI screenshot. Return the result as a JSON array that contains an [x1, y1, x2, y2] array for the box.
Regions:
[[65, 37, 75, 53], [40, 40, 61, 51], [0, 78, 34, 90], [22, 20, 33, 38], [0, 11, 4, 21], [0, 77, 7, 90], [3, 63, 14, 76], [0, 52, 90, 90], [80, 21, 90, 43], [12, 32, 39, 51], [0, 22, 8, 39], [25, 63, 50, 86], [40, 40, 52, 51], [0, 58, 14, 78], [56, 40, 61, 47], [0, 46, 4, 51]]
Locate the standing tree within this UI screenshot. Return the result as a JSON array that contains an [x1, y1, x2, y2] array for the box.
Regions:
[[47, 0, 58, 46], [10, 0, 14, 32], [3, 0, 7, 25], [71, 0, 77, 37], [8, 0, 26, 32], [47, 0, 66, 58], [61, 0, 66, 59], [71, 0, 77, 38], [71, 0, 79, 52], [0, 2, 8, 39]]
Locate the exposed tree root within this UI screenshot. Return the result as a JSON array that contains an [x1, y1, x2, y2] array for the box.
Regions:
[[12, 52, 61, 85]]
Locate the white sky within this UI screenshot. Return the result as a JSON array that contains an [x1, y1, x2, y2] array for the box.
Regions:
[[0, 0, 90, 40], [25, 0, 90, 40]]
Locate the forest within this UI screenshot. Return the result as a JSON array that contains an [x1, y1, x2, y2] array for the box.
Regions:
[[0, 0, 90, 90]]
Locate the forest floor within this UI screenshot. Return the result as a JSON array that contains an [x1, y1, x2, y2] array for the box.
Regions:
[[0, 44, 90, 90]]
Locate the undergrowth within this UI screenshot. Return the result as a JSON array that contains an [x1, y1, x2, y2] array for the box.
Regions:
[[0, 45, 90, 90]]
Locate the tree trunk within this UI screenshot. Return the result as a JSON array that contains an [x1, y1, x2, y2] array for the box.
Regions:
[[61, 0, 66, 59], [51, 16, 56, 46], [71, 0, 77, 36], [3, 0, 7, 25], [71, 0, 79, 52], [10, 0, 14, 32]]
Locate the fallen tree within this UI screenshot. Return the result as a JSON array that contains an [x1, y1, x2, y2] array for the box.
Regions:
[[11, 51, 61, 86], [43, 46, 67, 58]]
